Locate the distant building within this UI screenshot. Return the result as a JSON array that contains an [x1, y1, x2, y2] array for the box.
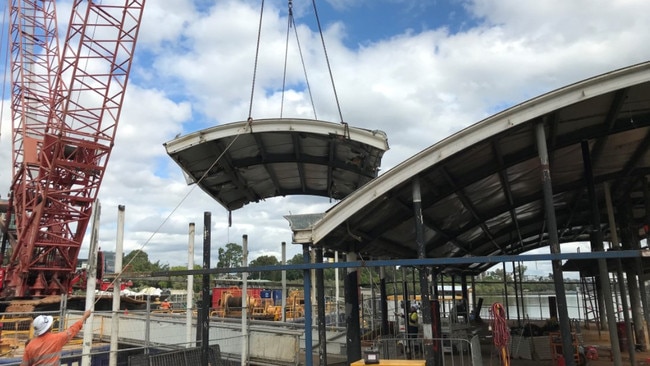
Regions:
[[77, 258, 88, 271], [78, 251, 119, 273]]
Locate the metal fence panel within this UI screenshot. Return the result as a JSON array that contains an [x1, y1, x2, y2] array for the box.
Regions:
[[128, 345, 225, 366], [371, 336, 475, 366]]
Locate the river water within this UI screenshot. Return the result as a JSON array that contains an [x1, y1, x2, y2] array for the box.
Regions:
[[476, 291, 588, 321]]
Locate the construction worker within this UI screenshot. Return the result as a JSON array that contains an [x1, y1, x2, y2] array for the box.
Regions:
[[407, 305, 420, 357], [407, 305, 419, 335], [21, 309, 92, 366], [396, 304, 420, 358], [160, 299, 172, 310]]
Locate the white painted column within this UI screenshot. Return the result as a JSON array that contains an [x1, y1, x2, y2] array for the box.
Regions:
[[82, 201, 101, 366], [109, 205, 125, 366]]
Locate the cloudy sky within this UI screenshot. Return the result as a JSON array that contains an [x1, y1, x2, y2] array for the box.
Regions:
[[1, 0, 649, 277]]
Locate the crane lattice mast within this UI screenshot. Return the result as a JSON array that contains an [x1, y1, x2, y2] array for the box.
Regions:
[[5, 0, 145, 297]]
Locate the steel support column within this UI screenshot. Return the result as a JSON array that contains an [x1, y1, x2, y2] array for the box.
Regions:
[[335, 251, 341, 327], [393, 267, 400, 337], [471, 275, 477, 317], [380, 266, 389, 336], [282, 242, 287, 322], [431, 270, 442, 365], [619, 199, 648, 351], [316, 247, 327, 366], [461, 275, 469, 323], [606, 189, 635, 364], [624, 240, 646, 351], [595, 274, 606, 331], [402, 266, 409, 311], [512, 262, 521, 326], [303, 243, 313, 366], [345, 251, 362, 363], [582, 142, 621, 365], [641, 177, 650, 349], [502, 262, 510, 319], [536, 124, 575, 366], [603, 182, 628, 365], [413, 176, 434, 365]]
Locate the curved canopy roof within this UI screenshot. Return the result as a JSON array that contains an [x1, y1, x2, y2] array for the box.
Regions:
[[290, 61, 650, 274], [164, 118, 389, 211]]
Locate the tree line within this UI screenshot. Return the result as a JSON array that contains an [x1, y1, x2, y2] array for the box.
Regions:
[[115, 243, 335, 290], [117, 246, 578, 295]]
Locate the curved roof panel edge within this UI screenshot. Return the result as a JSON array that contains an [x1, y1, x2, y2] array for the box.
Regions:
[[164, 118, 390, 211], [311, 61, 650, 246]]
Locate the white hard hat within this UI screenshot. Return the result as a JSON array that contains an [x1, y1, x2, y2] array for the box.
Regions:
[[33, 315, 54, 336]]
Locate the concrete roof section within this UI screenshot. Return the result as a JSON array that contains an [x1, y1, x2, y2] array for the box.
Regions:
[[292, 61, 650, 274], [164, 118, 389, 211]]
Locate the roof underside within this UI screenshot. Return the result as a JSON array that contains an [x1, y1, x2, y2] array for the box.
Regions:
[[300, 62, 650, 275], [164, 118, 389, 211]]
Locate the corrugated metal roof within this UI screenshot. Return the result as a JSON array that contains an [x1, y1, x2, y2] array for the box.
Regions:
[[164, 118, 389, 211], [294, 61, 650, 274]]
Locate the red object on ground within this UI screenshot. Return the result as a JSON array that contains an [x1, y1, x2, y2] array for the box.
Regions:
[[585, 346, 598, 360]]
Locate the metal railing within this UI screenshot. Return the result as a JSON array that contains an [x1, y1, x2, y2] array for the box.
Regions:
[[366, 336, 477, 366], [0, 309, 304, 365], [127, 344, 232, 366]]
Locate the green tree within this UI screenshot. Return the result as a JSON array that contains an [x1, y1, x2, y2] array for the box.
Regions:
[[249, 255, 280, 281], [286, 253, 303, 281], [168, 264, 204, 292], [324, 266, 336, 282], [359, 266, 379, 287], [217, 243, 243, 270], [123, 249, 153, 272], [515, 264, 527, 277], [492, 268, 512, 282], [122, 249, 169, 289]]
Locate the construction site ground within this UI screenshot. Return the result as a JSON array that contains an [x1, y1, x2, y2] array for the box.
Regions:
[[490, 323, 650, 366]]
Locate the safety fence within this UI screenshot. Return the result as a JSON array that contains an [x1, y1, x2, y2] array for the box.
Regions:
[[367, 336, 480, 366], [0, 309, 303, 365], [0, 308, 480, 366], [127, 344, 236, 366]]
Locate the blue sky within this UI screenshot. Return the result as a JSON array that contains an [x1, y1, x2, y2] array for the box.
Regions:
[[306, 0, 475, 48], [1, 0, 650, 277]]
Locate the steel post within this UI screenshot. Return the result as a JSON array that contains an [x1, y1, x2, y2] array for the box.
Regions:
[[303, 244, 313, 366], [345, 251, 361, 363], [536, 123, 575, 366], [316, 247, 327, 366]]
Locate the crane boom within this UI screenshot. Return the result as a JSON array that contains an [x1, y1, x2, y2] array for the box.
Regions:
[[4, 0, 145, 297]]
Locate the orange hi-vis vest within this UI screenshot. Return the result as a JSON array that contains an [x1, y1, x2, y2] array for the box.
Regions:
[[21, 318, 85, 366]]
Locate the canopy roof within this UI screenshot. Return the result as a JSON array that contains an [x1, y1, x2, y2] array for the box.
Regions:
[[290, 61, 650, 275], [164, 118, 389, 211]]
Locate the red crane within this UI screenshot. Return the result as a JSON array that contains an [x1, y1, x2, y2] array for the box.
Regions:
[[2, 0, 145, 298]]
